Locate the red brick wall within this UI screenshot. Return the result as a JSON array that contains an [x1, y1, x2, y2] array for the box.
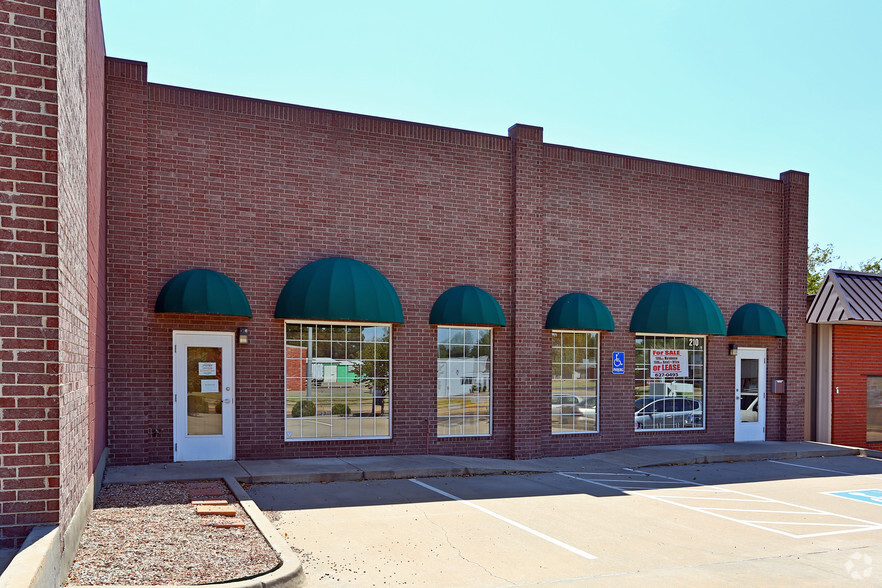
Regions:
[[85, 0, 106, 474], [0, 0, 61, 548], [0, 0, 105, 549], [56, 0, 105, 548], [831, 325, 882, 448], [104, 58, 807, 465], [285, 346, 306, 392]]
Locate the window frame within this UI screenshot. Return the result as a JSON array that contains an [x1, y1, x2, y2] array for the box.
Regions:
[[551, 329, 600, 435], [283, 320, 393, 442], [436, 325, 493, 438], [634, 333, 706, 433], [867, 375, 882, 444]]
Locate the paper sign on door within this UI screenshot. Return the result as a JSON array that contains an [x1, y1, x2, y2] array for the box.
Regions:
[[200, 379, 219, 393]]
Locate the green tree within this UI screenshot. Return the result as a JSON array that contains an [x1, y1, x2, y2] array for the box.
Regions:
[[807, 243, 881, 294], [808, 243, 839, 295], [858, 257, 882, 274]]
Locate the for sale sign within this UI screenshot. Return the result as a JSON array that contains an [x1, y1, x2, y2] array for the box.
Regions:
[[650, 349, 688, 378]]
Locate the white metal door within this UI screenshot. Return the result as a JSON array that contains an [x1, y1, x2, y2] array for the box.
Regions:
[[173, 331, 235, 461], [734, 347, 766, 442]]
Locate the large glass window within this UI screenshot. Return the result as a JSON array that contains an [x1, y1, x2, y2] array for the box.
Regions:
[[868, 377, 882, 443], [634, 335, 705, 431], [285, 323, 391, 440], [552, 331, 598, 434], [437, 327, 492, 437]]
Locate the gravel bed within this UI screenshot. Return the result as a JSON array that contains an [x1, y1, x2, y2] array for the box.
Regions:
[[64, 480, 280, 586]]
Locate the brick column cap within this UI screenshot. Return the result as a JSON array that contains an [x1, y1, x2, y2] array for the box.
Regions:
[[508, 124, 543, 141]]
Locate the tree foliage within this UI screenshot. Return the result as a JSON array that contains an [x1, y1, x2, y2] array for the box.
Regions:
[[807, 243, 839, 295], [859, 257, 882, 274], [807, 243, 881, 295]]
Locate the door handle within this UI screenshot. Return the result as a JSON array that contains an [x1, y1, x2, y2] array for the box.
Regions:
[[222, 399, 232, 404]]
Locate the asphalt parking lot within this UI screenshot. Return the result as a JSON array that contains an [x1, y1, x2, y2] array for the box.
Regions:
[[250, 455, 882, 586]]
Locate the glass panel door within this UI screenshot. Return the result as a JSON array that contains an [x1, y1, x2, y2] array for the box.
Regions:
[[734, 348, 765, 442], [174, 332, 235, 461]]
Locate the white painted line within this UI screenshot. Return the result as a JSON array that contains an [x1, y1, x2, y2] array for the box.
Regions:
[[622, 468, 882, 538], [649, 495, 771, 502], [557, 472, 640, 476], [744, 521, 872, 527], [769, 460, 882, 480], [561, 469, 882, 539], [701, 508, 834, 515], [584, 479, 683, 485], [409, 478, 597, 560], [622, 491, 808, 539]]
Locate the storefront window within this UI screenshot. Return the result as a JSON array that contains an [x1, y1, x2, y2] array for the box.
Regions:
[[634, 335, 705, 431], [552, 331, 598, 434], [867, 377, 882, 443], [284, 323, 391, 440], [437, 327, 492, 437]]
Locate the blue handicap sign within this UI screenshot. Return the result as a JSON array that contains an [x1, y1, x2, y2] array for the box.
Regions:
[[612, 352, 625, 375], [830, 489, 882, 505]]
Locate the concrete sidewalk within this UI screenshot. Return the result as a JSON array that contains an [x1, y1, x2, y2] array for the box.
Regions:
[[103, 441, 862, 486]]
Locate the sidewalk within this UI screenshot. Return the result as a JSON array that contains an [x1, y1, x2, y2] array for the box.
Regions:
[[102, 441, 861, 486]]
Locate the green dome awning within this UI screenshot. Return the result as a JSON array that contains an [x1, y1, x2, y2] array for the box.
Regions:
[[728, 303, 787, 337], [274, 257, 403, 323], [429, 285, 506, 326], [545, 293, 615, 331], [155, 269, 252, 317], [629, 282, 725, 335]]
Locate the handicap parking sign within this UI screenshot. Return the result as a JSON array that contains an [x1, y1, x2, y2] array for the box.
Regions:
[[612, 352, 625, 375], [829, 489, 882, 505]]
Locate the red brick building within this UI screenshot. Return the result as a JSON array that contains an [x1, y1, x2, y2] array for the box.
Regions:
[[807, 270, 882, 449], [1, 0, 809, 555], [103, 56, 808, 466]]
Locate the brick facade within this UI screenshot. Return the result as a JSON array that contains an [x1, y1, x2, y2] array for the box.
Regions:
[[830, 325, 882, 448], [104, 58, 807, 466], [0, 0, 105, 549]]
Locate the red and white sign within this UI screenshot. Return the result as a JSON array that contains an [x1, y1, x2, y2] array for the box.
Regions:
[[650, 349, 688, 378]]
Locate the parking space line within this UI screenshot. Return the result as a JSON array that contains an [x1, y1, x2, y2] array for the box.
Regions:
[[409, 479, 597, 560], [769, 460, 882, 480], [744, 521, 872, 528], [584, 479, 682, 485], [702, 508, 832, 514], [649, 496, 770, 502], [560, 470, 882, 539]]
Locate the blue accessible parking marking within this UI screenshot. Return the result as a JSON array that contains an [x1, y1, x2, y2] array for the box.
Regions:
[[829, 489, 882, 505]]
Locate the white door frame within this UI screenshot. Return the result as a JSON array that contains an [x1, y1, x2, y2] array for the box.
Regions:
[[734, 347, 766, 442], [173, 331, 235, 461]]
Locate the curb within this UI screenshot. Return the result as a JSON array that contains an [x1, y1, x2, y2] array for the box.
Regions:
[[224, 476, 304, 588], [629, 445, 861, 469]]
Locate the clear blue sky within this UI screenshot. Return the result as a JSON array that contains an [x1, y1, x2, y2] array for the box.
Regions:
[[101, 0, 881, 269]]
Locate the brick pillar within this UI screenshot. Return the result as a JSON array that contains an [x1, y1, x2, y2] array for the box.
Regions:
[[509, 124, 545, 459], [0, 0, 61, 548], [781, 170, 808, 441], [105, 58, 151, 463]]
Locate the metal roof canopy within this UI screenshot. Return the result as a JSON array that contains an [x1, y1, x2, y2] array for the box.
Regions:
[[807, 269, 882, 324]]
